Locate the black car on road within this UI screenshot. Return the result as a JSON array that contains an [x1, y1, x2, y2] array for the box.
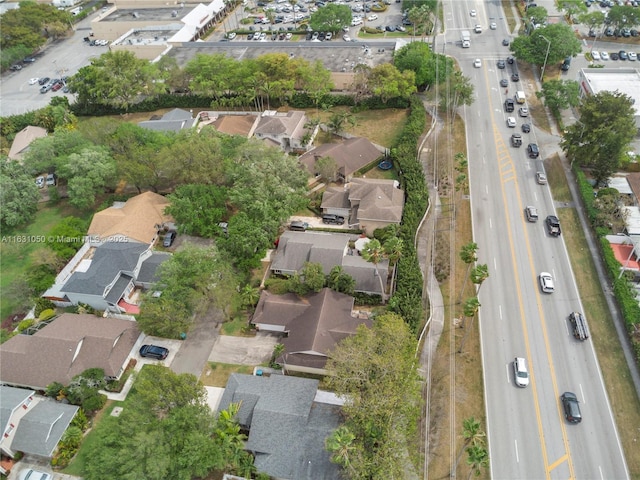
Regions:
[[561, 392, 582, 424]]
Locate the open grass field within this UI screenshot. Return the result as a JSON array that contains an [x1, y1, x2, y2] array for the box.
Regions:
[[0, 204, 92, 321]]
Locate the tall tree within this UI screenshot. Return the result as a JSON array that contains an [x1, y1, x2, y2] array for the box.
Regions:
[[165, 184, 228, 237], [326, 425, 357, 474], [535, 79, 580, 117], [440, 70, 475, 116], [325, 313, 422, 480], [458, 242, 478, 303], [58, 147, 117, 210], [578, 11, 606, 34], [407, 4, 433, 39], [70, 51, 163, 111], [361, 238, 388, 302], [465, 445, 490, 480], [368, 64, 417, 103], [0, 159, 40, 229], [309, 4, 352, 32], [458, 297, 481, 354], [560, 91, 636, 185], [510, 24, 582, 66], [470, 264, 489, 294], [557, 0, 587, 20], [452, 417, 486, 477]]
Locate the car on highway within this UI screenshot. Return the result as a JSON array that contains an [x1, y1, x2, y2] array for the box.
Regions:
[[513, 357, 530, 387], [502, 38, 510, 46], [343, 34, 351, 41], [536, 171, 547, 184], [490, 22, 497, 29], [507, 117, 517, 128], [500, 78, 508, 87], [521, 123, 531, 133], [601, 51, 609, 60], [504, 98, 515, 112], [511, 134, 522, 147], [18, 469, 52, 480], [546, 215, 561, 236], [591, 51, 601, 60], [473, 58, 482, 68], [527, 143, 539, 158], [561, 392, 582, 423], [539, 272, 555, 293], [511, 72, 520, 82], [518, 107, 529, 117], [474, 24, 482, 33], [497, 59, 506, 69], [470, 9, 476, 16], [568, 311, 590, 340], [139, 344, 169, 360], [524, 205, 538, 222]]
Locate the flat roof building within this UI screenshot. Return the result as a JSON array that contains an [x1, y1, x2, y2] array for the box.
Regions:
[[578, 68, 640, 129]]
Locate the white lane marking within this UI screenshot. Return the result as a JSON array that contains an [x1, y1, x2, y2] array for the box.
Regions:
[[486, 184, 489, 195], [506, 363, 510, 384], [599, 466, 604, 480], [494, 257, 497, 271], [489, 217, 493, 229], [515, 439, 520, 463], [499, 305, 503, 320], [580, 384, 586, 404]]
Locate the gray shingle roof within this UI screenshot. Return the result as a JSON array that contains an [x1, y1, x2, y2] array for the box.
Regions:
[[138, 108, 197, 132], [137, 252, 171, 284], [349, 178, 404, 223], [299, 137, 382, 178], [11, 400, 78, 457], [104, 273, 133, 304], [271, 231, 389, 295], [218, 374, 341, 480], [0, 386, 35, 434], [0, 314, 140, 390], [62, 242, 148, 296]]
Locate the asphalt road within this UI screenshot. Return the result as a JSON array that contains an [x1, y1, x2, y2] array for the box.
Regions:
[[441, 1, 629, 479]]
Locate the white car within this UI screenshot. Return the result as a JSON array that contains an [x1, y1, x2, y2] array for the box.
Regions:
[[285, 32, 292, 40], [470, 9, 476, 16], [351, 18, 363, 26], [325, 32, 332, 40], [35, 176, 45, 188], [490, 22, 497, 30], [628, 52, 637, 61], [507, 116, 517, 128], [28, 78, 40, 85], [591, 50, 600, 60], [601, 51, 609, 60], [473, 58, 482, 68], [539, 272, 555, 293], [343, 34, 351, 41], [513, 357, 530, 387], [259, 32, 267, 40], [19, 469, 52, 480], [368, 14, 378, 21], [227, 32, 236, 40]]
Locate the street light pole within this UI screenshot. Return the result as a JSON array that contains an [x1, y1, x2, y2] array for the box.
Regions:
[[539, 34, 551, 82]]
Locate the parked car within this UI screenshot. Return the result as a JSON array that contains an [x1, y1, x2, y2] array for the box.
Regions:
[[22, 57, 37, 63], [561, 392, 582, 423], [368, 13, 378, 20], [10, 64, 23, 71], [163, 230, 176, 247], [618, 50, 628, 60], [18, 469, 52, 480], [513, 357, 530, 387], [40, 84, 52, 93], [601, 51, 610, 60], [28, 77, 40, 85], [628, 52, 637, 61], [539, 272, 555, 293], [35, 176, 45, 188], [322, 214, 345, 225], [46, 173, 57, 186], [51, 82, 63, 92], [139, 344, 169, 360], [591, 50, 601, 60], [289, 221, 309, 231], [38, 77, 50, 85]]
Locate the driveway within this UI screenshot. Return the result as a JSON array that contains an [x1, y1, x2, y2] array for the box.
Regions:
[[208, 332, 278, 365]]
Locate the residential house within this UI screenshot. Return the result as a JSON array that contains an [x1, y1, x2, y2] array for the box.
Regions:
[[218, 374, 342, 480], [298, 137, 383, 182], [0, 314, 140, 390], [321, 178, 405, 233], [270, 231, 389, 296], [252, 110, 315, 152], [0, 386, 78, 474], [138, 108, 198, 132], [88, 191, 173, 245], [251, 288, 371, 374], [207, 112, 259, 137], [7, 126, 47, 161], [43, 241, 170, 313]]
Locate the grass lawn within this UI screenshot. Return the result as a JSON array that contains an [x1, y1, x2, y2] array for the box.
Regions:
[[0, 203, 92, 321], [200, 362, 254, 387]]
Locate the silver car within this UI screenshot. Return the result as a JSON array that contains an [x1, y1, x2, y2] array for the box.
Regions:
[[539, 272, 555, 293], [513, 357, 530, 387]]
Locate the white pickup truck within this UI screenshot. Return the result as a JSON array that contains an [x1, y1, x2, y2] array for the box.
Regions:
[[461, 30, 470, 48]]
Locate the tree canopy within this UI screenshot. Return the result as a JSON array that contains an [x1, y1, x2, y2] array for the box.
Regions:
[[535, 79, 580, 116], [309, 4, 352, 31], [325, 313, 422, 479], [0, 158, 40, 229], [510, 24, 582, 66], [394, 42, 453, 90], [561, 91, 637, 185]]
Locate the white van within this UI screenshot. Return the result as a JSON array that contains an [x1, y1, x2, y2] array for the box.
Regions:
[[515, 91, 526, 104]]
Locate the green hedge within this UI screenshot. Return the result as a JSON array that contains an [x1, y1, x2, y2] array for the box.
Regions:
[[388, 95, 428, 333]]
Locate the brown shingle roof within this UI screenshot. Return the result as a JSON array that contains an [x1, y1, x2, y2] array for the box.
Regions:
[[212, 114, 258, 137], [254, 110, 306, 137], [8, 126, 47, 160], [299, 137, 382, 178], [0, 313, 140, 390], [88, 191, 172, 244]]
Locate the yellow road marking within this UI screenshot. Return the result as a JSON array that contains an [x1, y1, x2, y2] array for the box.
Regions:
[[548, 454, 569, 472], [479, 64, 575, 479]]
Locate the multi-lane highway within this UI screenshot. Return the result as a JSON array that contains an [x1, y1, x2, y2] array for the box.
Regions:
[[440, 2, 629, 478]]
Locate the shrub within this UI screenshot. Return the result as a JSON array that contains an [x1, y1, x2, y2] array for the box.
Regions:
[[34, 298, 55, 317], [39, 308, 56, 320], [17, 319, 34, 332]]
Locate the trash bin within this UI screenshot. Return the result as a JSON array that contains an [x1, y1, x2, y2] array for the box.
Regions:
[[180, 332, 186, 340]]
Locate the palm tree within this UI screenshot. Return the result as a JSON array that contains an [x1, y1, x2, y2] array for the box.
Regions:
[[270, 343, 285, 367], [361, 238, 387, 303], [470, 264, 489, 294], [326, 426, 357, 473], [452, 417, 486, 477], [458, 242, 478, 304], [384, 237, 403, 295], [458, 297, 481, 354], [465, 445, 489, 480], [240, 284, 261, 309], [327, 111, 356, 136]]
